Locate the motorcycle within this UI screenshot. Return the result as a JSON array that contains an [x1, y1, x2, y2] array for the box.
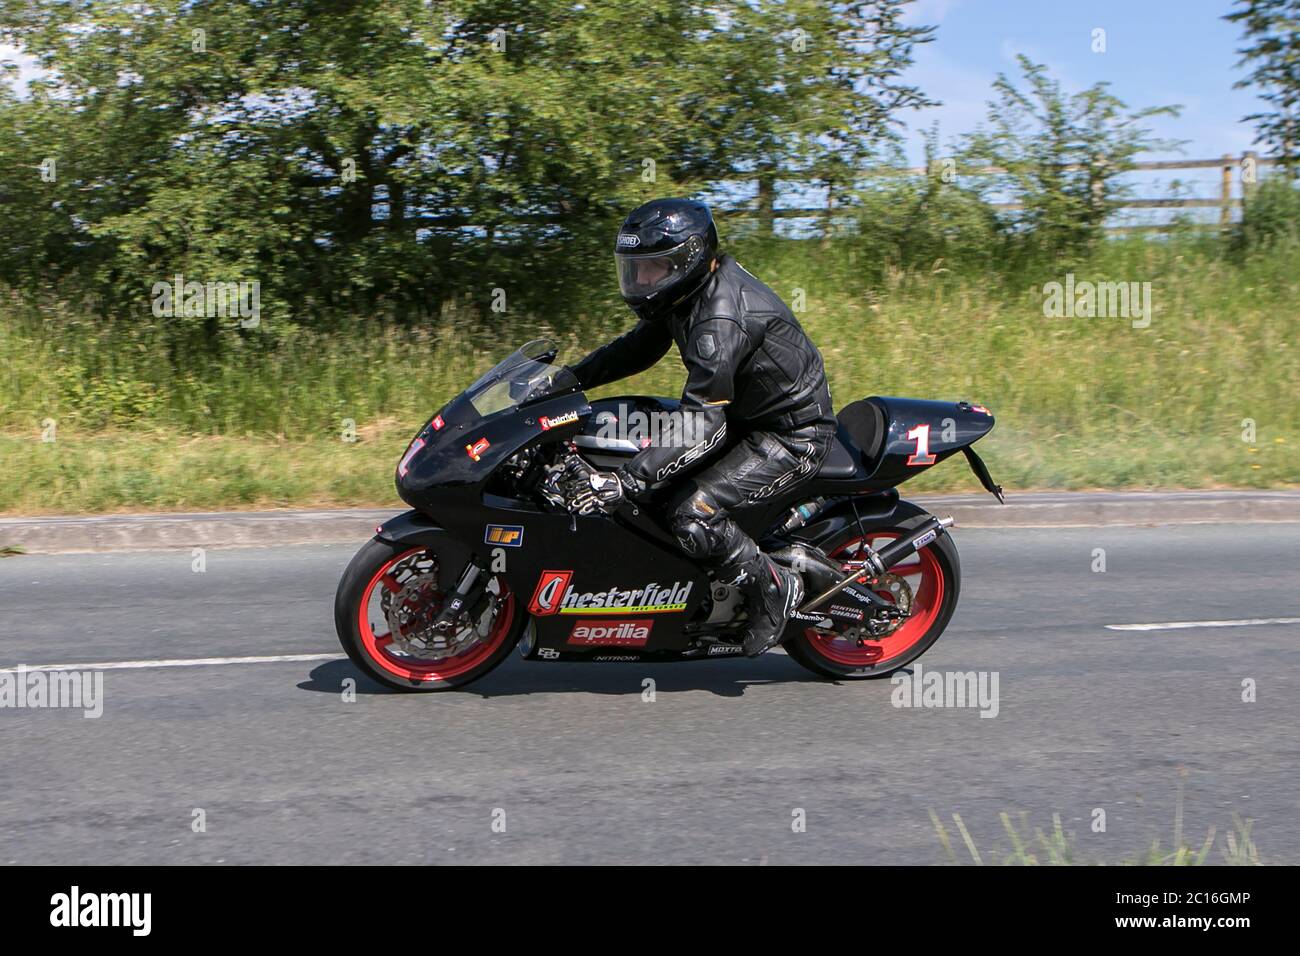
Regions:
[[334, 339, 1003, 691]]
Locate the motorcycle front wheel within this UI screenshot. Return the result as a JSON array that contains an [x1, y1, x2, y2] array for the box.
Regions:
[[334, 538, 524, 692]]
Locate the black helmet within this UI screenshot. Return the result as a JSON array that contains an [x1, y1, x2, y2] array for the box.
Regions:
[[614, 198, 719, 319]]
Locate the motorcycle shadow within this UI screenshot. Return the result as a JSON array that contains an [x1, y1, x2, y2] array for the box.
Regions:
[[297, 654, 831, 698]]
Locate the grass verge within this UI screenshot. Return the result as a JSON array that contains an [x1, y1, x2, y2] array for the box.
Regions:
[[2, 236, 1296, 514]]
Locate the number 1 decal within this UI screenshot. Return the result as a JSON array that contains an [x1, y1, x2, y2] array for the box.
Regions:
[[905, 424, 937, 466]]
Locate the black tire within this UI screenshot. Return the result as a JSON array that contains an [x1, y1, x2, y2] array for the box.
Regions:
[[783, 507, 961, 680], [334, 537, 525, 692]]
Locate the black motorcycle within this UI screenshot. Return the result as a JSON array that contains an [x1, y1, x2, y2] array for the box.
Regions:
[[334, 339, 1003, 691]]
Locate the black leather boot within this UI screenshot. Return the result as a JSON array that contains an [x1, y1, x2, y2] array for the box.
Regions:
[[731, 553, 804, 657]]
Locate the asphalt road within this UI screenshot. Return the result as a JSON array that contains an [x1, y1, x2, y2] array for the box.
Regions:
[[1, 524, 1297, 865]]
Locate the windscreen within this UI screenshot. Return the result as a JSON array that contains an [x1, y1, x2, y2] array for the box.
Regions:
[[464, 339, 579, 418]]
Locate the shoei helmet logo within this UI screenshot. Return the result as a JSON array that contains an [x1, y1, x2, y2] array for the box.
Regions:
[[528, 570, 574, 616], [484, 524, 524, 548], [465, 437, 490, 461], [539, 410, 579, 431], [566, 619, 653, 647], [432, 414, 445, 430], [617, 234, 640, 249]]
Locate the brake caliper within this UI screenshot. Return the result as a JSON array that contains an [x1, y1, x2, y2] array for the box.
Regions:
[[856, 572, 914, 643]]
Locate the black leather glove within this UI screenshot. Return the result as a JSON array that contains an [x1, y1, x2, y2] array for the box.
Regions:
[[560, 456, 643, 516]]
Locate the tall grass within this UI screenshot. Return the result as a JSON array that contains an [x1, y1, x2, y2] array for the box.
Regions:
[[928, 778, 1264, 866], [1, 235, 1296, 513]]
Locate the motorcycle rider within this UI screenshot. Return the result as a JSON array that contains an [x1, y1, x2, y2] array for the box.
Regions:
[[562, 198, 836, 657]]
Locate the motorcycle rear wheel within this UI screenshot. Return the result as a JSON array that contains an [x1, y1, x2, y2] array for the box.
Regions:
[[783, 511, 961, 680]]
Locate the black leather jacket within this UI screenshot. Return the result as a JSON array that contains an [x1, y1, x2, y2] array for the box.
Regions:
[[572, 255, 834, 485]]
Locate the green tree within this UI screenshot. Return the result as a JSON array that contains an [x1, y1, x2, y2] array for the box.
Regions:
[[847, 129, 1003, 280], [959, 56, 1181, 257], [1227, 0, 1300, 171], [0, 0, 937, 326], [688, 1, 935, 231]]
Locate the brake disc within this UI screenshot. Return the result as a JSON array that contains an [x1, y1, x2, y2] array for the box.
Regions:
[[863, 572, 914, 637], [379, 554, 494, 661], [378, 553, 435, 626]]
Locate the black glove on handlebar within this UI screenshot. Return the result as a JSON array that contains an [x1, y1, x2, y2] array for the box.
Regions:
[[559, 454, 645, 516]]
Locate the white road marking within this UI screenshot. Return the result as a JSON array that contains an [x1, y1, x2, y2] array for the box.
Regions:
[[1105, 617, 1300, 632], [0, 653, 340, 674]]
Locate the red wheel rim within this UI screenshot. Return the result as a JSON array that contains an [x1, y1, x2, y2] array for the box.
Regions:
[[357, 548, 514, 682], [805, 532, 944, 669]]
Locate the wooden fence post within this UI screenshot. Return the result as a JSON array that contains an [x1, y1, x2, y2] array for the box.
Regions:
[[1243, 150, 1260, 204], [757, 174, 776, 238], [1220, 153, 1234, 227], [822, 179, 835, 245]]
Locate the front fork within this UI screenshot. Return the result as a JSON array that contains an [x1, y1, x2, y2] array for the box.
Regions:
[[429, 560, 489, 633]]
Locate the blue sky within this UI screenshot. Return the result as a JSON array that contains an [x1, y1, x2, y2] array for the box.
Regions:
[[895, 0, 1265, 215]]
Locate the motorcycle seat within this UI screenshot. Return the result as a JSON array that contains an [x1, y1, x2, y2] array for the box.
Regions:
[[816, 428, 865, 479], [815, 398, 887, 479]]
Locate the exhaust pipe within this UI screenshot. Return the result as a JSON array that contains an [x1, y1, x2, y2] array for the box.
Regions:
[[798, 514, 954, 614], [860, 513, 954, 577]]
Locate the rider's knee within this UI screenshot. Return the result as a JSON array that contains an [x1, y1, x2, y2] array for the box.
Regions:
[[670, 490, 727, 559]]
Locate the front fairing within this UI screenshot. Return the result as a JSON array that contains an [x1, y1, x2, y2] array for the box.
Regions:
[[394, 347, 588, 518]]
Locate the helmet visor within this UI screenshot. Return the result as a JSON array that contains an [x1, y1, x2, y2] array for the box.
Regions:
[[615, 237, 700, 301]]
